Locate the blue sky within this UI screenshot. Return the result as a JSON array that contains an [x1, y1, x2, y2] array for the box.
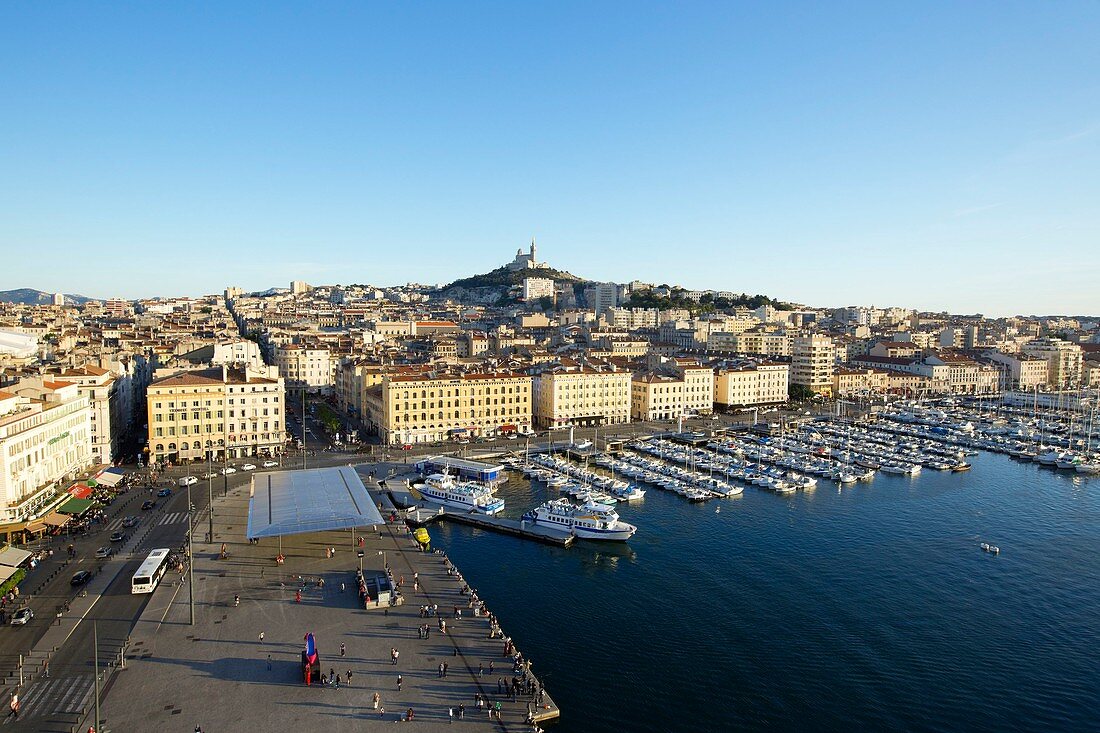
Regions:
[[1, 2, 1098, 316]]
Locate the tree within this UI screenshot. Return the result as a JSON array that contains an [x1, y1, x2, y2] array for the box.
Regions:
[[788, 384, 816, 402], [537, 295, 555, 312]]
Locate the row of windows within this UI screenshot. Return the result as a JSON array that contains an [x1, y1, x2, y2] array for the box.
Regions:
[[397, 385, 527, 399]]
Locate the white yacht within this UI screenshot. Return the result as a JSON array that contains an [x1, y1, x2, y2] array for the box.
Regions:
[[523, 498, 637, 541], [417, 473, 505, 515]]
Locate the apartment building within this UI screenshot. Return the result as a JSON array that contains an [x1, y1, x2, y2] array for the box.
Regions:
[[631, 362, 714, 420], [713, 362, 790, 408], [372, 371, 532, 445], [1021, 338, 1084, 388], [982, 351, 1049, 390], [0, 381, 92, 527], [791, 335, 836, 396], [832, 367, 890, 397], [274, 344, 334, 393], [146, 365, 285, 464], [532, 364, 631, 428], [522, 277, 556, 302], [59, 365, 125, 465]]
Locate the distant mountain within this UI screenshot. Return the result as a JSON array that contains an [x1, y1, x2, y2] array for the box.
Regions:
[[0, 288, 100, 305]]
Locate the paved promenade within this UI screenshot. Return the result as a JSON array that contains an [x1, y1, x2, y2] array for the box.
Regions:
[[96, 466, 557, 732]]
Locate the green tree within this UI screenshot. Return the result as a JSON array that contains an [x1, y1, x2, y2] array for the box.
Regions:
[[788, 384, 816, 402]]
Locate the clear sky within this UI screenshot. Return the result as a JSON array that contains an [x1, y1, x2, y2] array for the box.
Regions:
[[1, 2, 1098, 316]]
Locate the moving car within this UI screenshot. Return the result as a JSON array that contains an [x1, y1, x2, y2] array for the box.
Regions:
[[221, 466, 237, 475], [262, 460, 278, 468], [141, 500, 156, 510], [70, 570, 93, 586], [110, 532, 128, 543], [121, 516, 139, 528], [157, 487, 172, 497], [241, 463, 257, 471], [95, 546, 114, 559], [10, 608, 33, 626], [178, 476, 198, 486]]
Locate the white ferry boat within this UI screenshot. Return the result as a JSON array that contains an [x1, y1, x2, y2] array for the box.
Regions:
[[523, 498, 637, 541], [417, 473, 505, 515]]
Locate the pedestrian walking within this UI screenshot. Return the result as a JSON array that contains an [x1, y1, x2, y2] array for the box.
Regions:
[[346, 670, 353, 686], [259, 631, 265, 643], [438, 662, 444, 678], [372, 692, 380, 710], [267, 654, 272, 671], [397, 674, 403, 691], [340, 643, 346, 657], [458, 703, 465, 720], [478, 663, 484, 677], [443, 662, 448, 678], [449, 707, 454, 724], [489, 660, 494, 675]]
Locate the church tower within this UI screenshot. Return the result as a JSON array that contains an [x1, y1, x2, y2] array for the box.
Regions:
[[530, 238, 537, 263]]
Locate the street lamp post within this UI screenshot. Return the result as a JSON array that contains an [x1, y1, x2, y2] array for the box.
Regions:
[[207, 450, 214, 544], [186, 480, 195, 625]]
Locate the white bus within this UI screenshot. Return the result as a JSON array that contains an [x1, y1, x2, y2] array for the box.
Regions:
[[131, 548, 172, 594]]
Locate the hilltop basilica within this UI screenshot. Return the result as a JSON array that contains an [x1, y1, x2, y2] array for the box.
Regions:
[[506, 239, 550, 272]]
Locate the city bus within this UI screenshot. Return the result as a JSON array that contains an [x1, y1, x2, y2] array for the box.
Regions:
[[131, 548, 172, 594]]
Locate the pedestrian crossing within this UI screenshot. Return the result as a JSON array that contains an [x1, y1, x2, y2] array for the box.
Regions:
[[3, 675, 93, 722], [105, 512, 188, 531]]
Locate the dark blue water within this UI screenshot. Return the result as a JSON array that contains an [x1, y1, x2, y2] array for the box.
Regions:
[[430, 453, 1100, 732]]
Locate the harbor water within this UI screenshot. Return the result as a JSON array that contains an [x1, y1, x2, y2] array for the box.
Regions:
[[431, 451, 1100, 732]]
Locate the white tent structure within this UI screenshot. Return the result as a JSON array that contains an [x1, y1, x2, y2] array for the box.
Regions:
[[246, 466, 384, 539]]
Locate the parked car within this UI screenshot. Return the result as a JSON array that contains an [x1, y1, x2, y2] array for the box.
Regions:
[[10, 608, 33, 626], [178, 475, 198, 486], [201, 472, 218, 480], [70, 570, 93, 586], [262, 460, 278, 468], [110, 531, 128, 543], [94, 546, 114, 559], [141, 500, 156, 510], [121, 516, 139, 528], [221, 467, 237, 475], [241, 463, 257, 471]]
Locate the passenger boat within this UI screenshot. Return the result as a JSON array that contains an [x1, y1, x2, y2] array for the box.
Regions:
[[417, 473, 505, 515], [522, 498, 637, 540]]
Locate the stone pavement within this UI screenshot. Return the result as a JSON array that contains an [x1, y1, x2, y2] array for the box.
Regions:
[[95, 465, 558, 732]]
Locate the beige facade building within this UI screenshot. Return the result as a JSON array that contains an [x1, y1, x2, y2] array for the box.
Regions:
[[146, 365, 285, 464], [522, 277, 556, 302], [532, 365, 631, 428], [791, 335, 836, 396], [631, 363, 714, 420], [832, 367, 890, 397], [982, 351, 1049, 390], [0, 381, 92, 527], [1021, 338, 1084, 388], [59, 365, 125, 465], [714, 363, 790, 408], [371, 372, 532, 445], [275, 344, 334, 393]]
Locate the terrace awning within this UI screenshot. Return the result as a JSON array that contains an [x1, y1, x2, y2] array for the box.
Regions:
[[0, 546, 32, 568], [246, 466, 384, 540], [68, 483, 93, 499], [42, 512, 70, 528], [95, 468, 125, 487], [58, 497, 95, 515]]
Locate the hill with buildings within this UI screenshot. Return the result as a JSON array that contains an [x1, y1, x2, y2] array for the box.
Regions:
[[0, 288, 99, 305]]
